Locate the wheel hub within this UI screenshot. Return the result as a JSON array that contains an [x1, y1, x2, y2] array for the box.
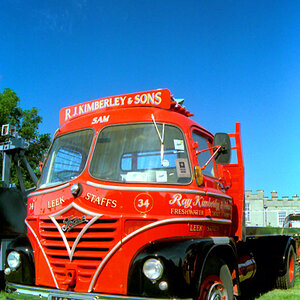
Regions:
[[207, 282, 227, 300]]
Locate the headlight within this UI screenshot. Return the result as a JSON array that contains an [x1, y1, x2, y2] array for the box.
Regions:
[[7, 251, 21, 269], [143, 258, 163, 281]]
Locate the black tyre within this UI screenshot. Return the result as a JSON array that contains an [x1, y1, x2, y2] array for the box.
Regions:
[[275, 245, 296, 289], [198, 257, 233, 300], [0, 270, 4, 290]]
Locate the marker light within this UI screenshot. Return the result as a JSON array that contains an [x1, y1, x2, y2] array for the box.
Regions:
[[4, 268, 11, 275], [7, 251, 21, 269], [159, 281, 168, 291], [143, 258, 163, 281]]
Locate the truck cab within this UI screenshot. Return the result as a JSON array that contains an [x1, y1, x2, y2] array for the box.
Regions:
[[5, 89, 296, 300]]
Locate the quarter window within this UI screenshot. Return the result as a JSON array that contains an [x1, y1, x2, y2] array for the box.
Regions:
[[192, 132, 216, 177]]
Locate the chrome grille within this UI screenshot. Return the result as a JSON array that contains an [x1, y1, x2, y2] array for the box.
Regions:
[[38, 213, 120, 289]]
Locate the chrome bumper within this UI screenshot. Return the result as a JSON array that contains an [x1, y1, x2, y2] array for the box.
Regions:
[[6, 283, 192, 300]]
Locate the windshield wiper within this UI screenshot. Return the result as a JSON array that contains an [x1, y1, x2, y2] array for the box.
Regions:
[[151, 114, 166, 166]]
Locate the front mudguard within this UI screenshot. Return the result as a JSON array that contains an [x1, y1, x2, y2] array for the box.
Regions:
[[127, 236, 238, 299], [4, 235, 35, 285]]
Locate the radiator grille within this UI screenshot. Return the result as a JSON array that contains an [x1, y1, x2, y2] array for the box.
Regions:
[[36, 206, 120, 289]]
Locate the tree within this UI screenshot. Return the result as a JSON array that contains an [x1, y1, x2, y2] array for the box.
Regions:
[[0, 88, 51, 189]]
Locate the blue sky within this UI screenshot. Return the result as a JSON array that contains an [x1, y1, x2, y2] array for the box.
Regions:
[[0, 0, 299, 197]]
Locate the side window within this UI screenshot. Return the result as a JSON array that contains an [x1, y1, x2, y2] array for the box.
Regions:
[[39, 129, 94, 188], [51, 147, 83, 182], [192, 132, 215, 177]]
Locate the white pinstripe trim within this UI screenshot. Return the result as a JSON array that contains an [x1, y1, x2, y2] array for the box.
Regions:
[[25, 219, 59, 289], [86, 181, 232, 201], [49, 202, 103, 262], [28, 183, 70, 196], [88, 216, 231, 292]]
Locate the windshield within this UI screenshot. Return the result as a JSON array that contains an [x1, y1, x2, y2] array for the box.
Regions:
[[90, 123, 191, 184], [38, 129, 94, 188]]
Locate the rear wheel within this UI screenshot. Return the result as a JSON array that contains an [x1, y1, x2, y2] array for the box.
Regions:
[[199, 257, 233, 300], [275, 245, 296, 289]]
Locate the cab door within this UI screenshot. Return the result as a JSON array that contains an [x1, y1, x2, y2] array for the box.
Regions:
[[191, 127, 223, 191]]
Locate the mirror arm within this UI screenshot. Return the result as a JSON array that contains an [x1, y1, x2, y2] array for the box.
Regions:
[[195, 145, 220, 156], [200, 145, 222, 170]]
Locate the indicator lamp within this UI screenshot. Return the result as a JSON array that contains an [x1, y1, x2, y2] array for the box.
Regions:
[[159, 281, 168, 291], [4, 268, 11, 275]]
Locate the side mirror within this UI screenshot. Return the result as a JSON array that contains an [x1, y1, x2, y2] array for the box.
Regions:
[[39, 153, 47, 173], [213, 133, 231, 165], [39, 161, 43, 173], [194, 166, 203, 186]]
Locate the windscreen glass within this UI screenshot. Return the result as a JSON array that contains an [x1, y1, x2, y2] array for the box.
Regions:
[[38, 129, 94, 188], [90, 123, 191, 184]]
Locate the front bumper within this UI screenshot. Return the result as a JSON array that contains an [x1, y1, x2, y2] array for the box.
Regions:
[[5, 283, 192, 300]]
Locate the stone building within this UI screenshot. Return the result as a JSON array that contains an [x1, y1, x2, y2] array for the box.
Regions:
[[244, 190, 300, 227]]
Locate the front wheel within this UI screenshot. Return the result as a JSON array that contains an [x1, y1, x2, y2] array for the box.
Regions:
[[198, 257, 233, 300], [275, 245, 296, 289]]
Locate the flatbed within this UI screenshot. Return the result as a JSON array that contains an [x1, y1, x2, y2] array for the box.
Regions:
[[246, 226, 300, 237]]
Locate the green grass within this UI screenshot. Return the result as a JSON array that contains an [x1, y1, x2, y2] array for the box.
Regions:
[[254, 279, 300, 300]]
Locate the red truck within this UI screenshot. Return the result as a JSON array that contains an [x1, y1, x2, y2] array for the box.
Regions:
[[4, 89, 299, 299]]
